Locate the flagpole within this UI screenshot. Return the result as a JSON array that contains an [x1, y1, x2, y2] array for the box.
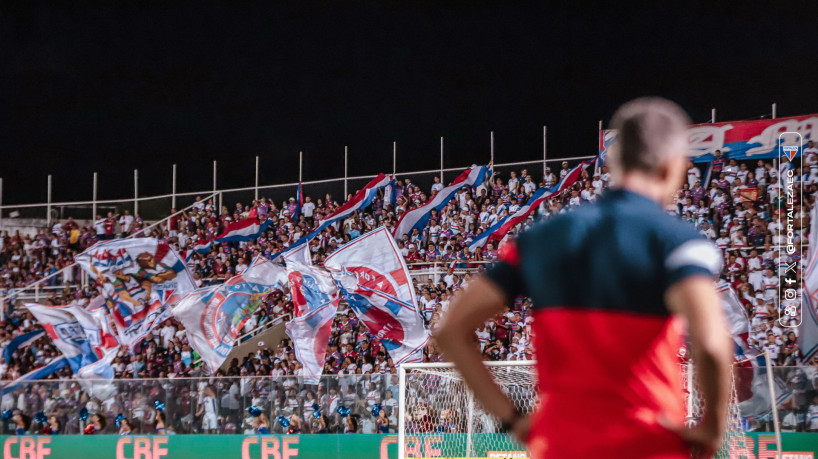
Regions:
[[392, 141, 397, 176], [440, 137, 444, 182], [47, 174, 52, 228], [772, 103, 777, 119], [92, 172, 97, 220], [299, 151, 303, 183], [254, 156, 259, 201], [133, 169, 139, 217], [344, 146, 349, 198], [490, 131, 495, 164], [212, 160, 218, 211], [596, 121, 603, 174], [542, 126, 548, 180], [711, 108, 716, 123], [172, 164, 177, 210]]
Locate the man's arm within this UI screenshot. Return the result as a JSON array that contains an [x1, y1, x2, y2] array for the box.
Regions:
[[665, 276, 733, 457], [435, 276, 528, 441]]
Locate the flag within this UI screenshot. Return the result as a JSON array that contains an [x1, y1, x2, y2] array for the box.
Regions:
[[469, 159, 594, 252], [77, 351, 119, 401], [277, 173, 393, 258], [2, 329, 45, 364], [284, 250, 341, 385], [0, 357, 68, 397], [25, 303, 103, 373], [716, 282, 753, 357], [325, 227, 428, 365], [383, 176, 397, 208], [800, 204, 818, 362], [393, 165, 491, 240], [75, 238, 196, 347], [173, 256, 286, 373], [215, 218, 272, 243]]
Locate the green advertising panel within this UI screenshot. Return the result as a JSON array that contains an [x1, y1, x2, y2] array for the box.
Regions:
[[1, 432, 816, 459]]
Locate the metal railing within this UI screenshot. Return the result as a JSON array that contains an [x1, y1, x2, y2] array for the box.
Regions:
[[0, 192, 219, 320]]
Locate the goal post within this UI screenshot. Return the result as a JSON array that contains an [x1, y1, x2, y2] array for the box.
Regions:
[[399, 360, 744, 459], [398, 361, 537, 459]]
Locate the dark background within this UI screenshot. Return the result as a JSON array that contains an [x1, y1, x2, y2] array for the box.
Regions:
[[1, 2, 816, 207]]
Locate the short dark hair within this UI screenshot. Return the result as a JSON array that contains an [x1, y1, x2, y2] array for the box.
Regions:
[[609, 97, 690, 174]]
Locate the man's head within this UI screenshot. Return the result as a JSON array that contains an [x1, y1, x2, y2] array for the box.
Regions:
[[608, 97, 691, 204]]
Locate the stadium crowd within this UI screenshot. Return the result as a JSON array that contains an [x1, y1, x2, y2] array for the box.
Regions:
[[3, 145, 818, 434]]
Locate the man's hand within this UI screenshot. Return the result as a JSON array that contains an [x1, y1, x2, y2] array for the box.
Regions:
[[510, 415, 530, 445], [659, 417, 723, 459]]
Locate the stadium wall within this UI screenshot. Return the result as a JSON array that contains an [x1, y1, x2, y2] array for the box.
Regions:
[[1, 433, 817, 459]]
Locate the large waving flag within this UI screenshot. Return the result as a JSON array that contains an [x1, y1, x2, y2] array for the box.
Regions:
[[325, 227, 428, 365], [0, 357, 68, 397], [25, 303, 104, 373], [173, 256, 286, 373], [2, 329, 45, 364], [393, 165, 491, 240], [801, 204, 818, 362], [716, 283, 753, 357], [284, 247, 341, 384], [278, 173, 393, 258], [75, 238, 196, 347], [215, 218, 272, 243], [470, 159, 594, 252]]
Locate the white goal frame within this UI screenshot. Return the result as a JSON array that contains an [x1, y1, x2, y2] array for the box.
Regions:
[[398, 360, 537, 458]]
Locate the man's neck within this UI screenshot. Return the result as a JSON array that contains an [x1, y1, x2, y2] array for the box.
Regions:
[[617, 171, 670, 205]]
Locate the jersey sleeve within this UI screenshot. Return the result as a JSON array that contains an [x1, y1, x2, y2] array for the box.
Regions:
[[663, 233, 722, 290], [484, 239, 528, 300]]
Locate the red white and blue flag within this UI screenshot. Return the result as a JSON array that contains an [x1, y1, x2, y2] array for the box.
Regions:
[[325, 227, 428, 365], [185, 238, 214, 262], [277, 173, 393, 258], [76, 238, 196, 347], [284, 247, 341, 384], [469, 159, 594, 252], [294, 182, 304, 220], [602, 112, 815, 163], [25, 302, 117, 373], [215, 218, 272, 243], [0, 357, 68, 396], [393, 165, 491, 240], [174, 256, 287, 373]]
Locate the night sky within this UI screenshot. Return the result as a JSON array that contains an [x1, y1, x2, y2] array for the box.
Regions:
[[2, 3, 816, 206]]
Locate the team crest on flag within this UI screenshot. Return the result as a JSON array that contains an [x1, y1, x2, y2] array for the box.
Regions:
[[173, 256, 286, 373], [325, 227, 428, 365]]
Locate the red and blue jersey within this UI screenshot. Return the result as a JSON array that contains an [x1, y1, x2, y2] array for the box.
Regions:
[[485, 188, 721, 459]]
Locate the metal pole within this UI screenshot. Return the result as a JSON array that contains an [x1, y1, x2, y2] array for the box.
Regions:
[[543, 126, 548, 179], [440, 137, 444, 181], [0, 177, 4, 228], [254, 156, 259, 201], [772, 103, 777, 119], [711, 108, 716, 123], [392, 142, 397, 176], [344, 146, 349, 198], [398, 365, 406, 458], [172, 164, 177, 210], [213, 160, 218, 212], [133, 169, 139, 216], [92, 172, 98, 220], [764, 348, 783, 457], [299, 151, 303, 183], [490, 131, 495, 164], [47, 175, 52, 228]]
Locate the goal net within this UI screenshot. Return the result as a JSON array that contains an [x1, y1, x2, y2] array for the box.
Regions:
[[399, 361, 742, 459], [399, 361, 537, 459]]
